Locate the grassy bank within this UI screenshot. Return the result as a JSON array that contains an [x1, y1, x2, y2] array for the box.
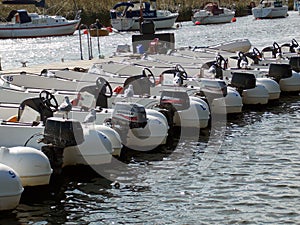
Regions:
[[0, 0, 295, 26]]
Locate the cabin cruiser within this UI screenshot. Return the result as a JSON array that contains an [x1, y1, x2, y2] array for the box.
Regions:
[[0, 0, 81, 39], [252, 0, 288, 19], [191, 2, 235, 25], [109, 0, 178, 31]]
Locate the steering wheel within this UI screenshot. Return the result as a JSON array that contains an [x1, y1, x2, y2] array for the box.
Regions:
[[142, 68, 156, 87], [237, 51, 249, 68], [291, 39, 299, 47], [216, 54, 228, 70], [175, 64, 188, 80], [253, 47, 262, 59], [96, 77, 113, 97], [39, 90, 58, 111], [273, 41, 282, 55]]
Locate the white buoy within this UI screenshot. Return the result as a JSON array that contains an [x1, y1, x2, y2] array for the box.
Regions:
[[0, 163, 23, 211], [0, 146, 52, 187]]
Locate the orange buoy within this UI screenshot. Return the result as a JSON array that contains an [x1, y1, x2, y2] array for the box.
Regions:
[[231, 17, 236, 22], [195, 21, 201, 25]]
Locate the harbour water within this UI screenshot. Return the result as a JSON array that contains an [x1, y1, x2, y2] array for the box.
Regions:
[[0, 11, 300, 224]]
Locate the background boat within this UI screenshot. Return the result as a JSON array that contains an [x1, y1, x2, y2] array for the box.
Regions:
[[109, 0, 178, 31], [0, 0, 81, 38], [191, 3, 235, 25], [252, 0, 288, 19]]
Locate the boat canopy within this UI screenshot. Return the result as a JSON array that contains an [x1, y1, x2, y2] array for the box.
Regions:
[[6, 9, 32, 23], [2, 0, 45, 7]]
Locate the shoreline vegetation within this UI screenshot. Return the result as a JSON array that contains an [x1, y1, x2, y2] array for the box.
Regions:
[[0, 0, 296, 27]]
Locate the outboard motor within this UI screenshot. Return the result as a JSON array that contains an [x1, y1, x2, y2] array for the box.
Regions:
[[112, 102, 147, 129], [41, 118, 84, 175], [160, 90, 190, 111], [199, 79, 228, 102], [231, 72, 256, 93], [268, 63, 292, 82], [289, 56, 300, 73], [140, 20, 155, 35]]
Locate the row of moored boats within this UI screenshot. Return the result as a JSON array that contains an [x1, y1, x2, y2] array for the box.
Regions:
[[0, 37, 300, 211]]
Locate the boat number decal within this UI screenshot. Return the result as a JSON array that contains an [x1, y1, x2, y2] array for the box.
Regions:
[[9, 170, 16, 178], [5, 76, 13, 82]]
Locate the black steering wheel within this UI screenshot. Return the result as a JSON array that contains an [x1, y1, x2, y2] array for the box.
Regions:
[[142, 68, 156, 87], [291, 38, 299, 48], [175, 64, 188, 80], [96, 77, 113, 97], [216, 54, 228, 70], [237, 51, 249, 68], [253, 47, 262, 59], [39, 90, 59, 111], [273, 41, 282, 55]]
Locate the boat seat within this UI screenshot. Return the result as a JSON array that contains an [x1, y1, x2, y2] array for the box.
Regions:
[[123, 75, 152, 96]]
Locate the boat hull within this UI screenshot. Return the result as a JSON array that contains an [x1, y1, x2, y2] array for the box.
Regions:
[[0, 163, 23, 211], [252, 6, 288, 19], [0, 20, 80, 39], [110, 13, 178, 31], [192, 13, 234, 25]]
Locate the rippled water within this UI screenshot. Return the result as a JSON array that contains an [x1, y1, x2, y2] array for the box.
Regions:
[[0, 11, 300, 225]]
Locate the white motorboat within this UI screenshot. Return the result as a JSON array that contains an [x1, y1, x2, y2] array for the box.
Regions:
[[88, 60, 242, 114], [71, 75, 210, 129], [205, 54, 270, 105], [225, 52, 282, 100], [110, 0, 178, 31], [0, 93, 117, 170], [0, 78, 167, 152], [252, 0, 288, 19], [0, 0, 81, 39], [191, 3, 235, 25], [0, 163, 23, 211], [0, 146, 52, 186], [241, 47, 300, 93]]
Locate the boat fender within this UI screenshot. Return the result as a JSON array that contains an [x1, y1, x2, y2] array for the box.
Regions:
[[106, 27, 113, 32], [113, 86, 123, 94], [195, 21, 201, 25]]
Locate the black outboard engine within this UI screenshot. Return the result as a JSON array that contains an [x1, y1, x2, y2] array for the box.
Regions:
[[160, 90, 190, 111], [158, 90, 190, 147], [289, 56, 300, 73], [231, 72, 256, 93], [42, 118, 84, 148], [41, 118, 84, 175], [268, 63, 292, 82], [112, 102, 147, 129], [140, 20, 155, 35]]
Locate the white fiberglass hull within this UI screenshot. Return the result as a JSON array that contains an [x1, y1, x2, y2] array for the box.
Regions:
[[252, 6, 288, 19], [0, 146, 52, 186], [0, 120, 113, 166], [110, 13, 178, 31], [192, 13, 234, 25], [0, 163, 23, 211], [0, 20, 80, 39]]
